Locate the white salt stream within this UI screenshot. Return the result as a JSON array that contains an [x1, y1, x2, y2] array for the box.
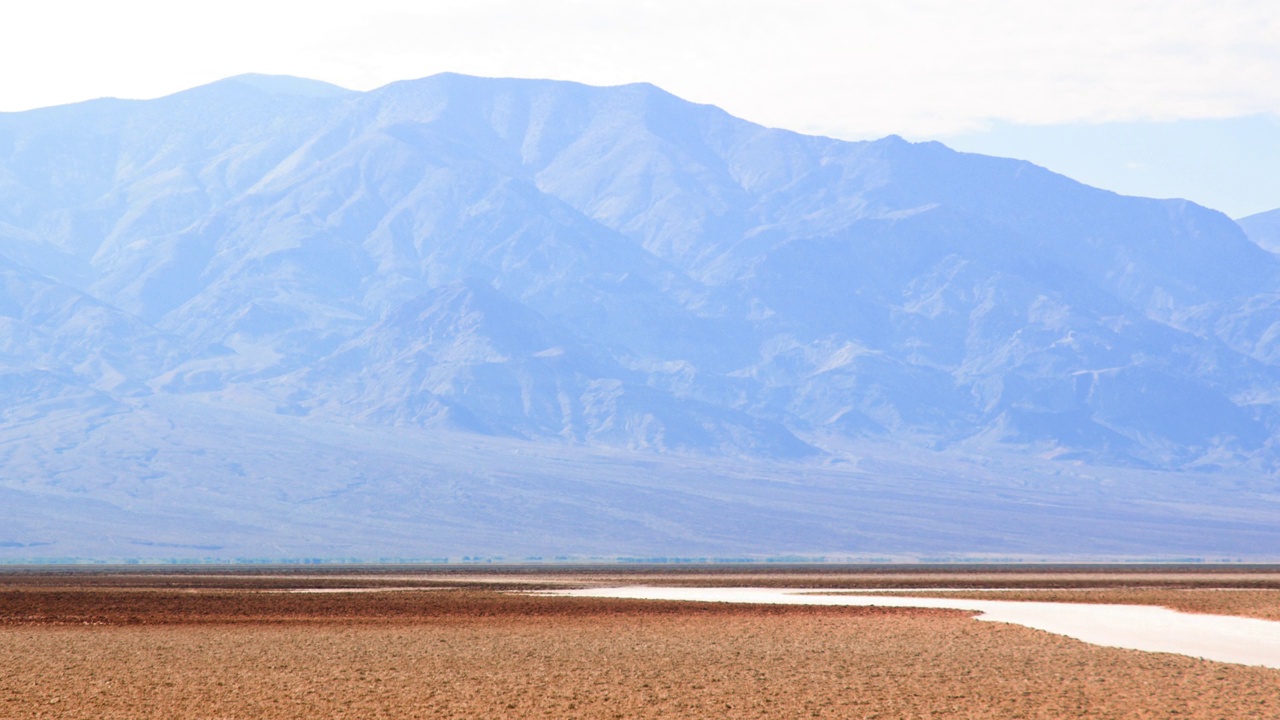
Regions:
[[547, 586, 1280, 669]]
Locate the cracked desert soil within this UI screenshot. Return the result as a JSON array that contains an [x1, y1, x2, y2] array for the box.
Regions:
[[0, 571, 1278, 719]]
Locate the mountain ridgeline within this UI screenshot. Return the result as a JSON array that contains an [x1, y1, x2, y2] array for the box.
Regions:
[[3, 74, 1280, 559], [1240, 207, 1280, 254], [3, 73, 1276, 468]]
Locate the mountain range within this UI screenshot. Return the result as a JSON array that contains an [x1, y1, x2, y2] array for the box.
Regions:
[[1240, 208, 1280, 254], [937, 115, 1280, 219], [2, 73, 1279, 561]]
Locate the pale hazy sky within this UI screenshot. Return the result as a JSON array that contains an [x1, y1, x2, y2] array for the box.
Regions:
[[3, 0, 1278, 139]]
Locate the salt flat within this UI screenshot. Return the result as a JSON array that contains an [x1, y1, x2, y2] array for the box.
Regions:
[[553, 586, 1280, 669]]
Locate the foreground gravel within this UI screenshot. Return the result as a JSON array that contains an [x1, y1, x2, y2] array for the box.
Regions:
[[0, 586, 1278, 719]]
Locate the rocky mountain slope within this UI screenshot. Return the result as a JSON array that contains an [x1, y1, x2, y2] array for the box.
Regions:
[[2, 74, 1278, 559]]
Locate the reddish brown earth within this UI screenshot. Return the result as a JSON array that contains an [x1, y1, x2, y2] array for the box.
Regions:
[[0, 570, 1278, 719]]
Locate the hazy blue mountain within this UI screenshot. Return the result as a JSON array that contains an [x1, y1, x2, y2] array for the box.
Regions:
[[937, 115, 1280, 219], [1240, 207, 1280, 254], [1, 74, 1279, 560]]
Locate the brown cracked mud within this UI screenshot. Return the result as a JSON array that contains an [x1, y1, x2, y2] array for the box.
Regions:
[[0, 569, 1277, 719]]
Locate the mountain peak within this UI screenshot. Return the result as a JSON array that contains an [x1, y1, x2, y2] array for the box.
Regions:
[[2, 73, 1280, 559], [222, 73, 353, 98]]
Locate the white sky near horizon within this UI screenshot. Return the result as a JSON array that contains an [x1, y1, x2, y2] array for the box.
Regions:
[[3, 0, 1278, 140]]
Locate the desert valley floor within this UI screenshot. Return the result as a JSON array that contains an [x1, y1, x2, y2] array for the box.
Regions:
[[1, 565, 1278, 719]]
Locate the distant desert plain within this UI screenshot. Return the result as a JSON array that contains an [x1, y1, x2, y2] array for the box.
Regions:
[[2, 565, 1279, 719]]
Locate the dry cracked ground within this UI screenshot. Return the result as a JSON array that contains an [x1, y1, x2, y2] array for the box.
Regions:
[[0, 568, 1277, 719]]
